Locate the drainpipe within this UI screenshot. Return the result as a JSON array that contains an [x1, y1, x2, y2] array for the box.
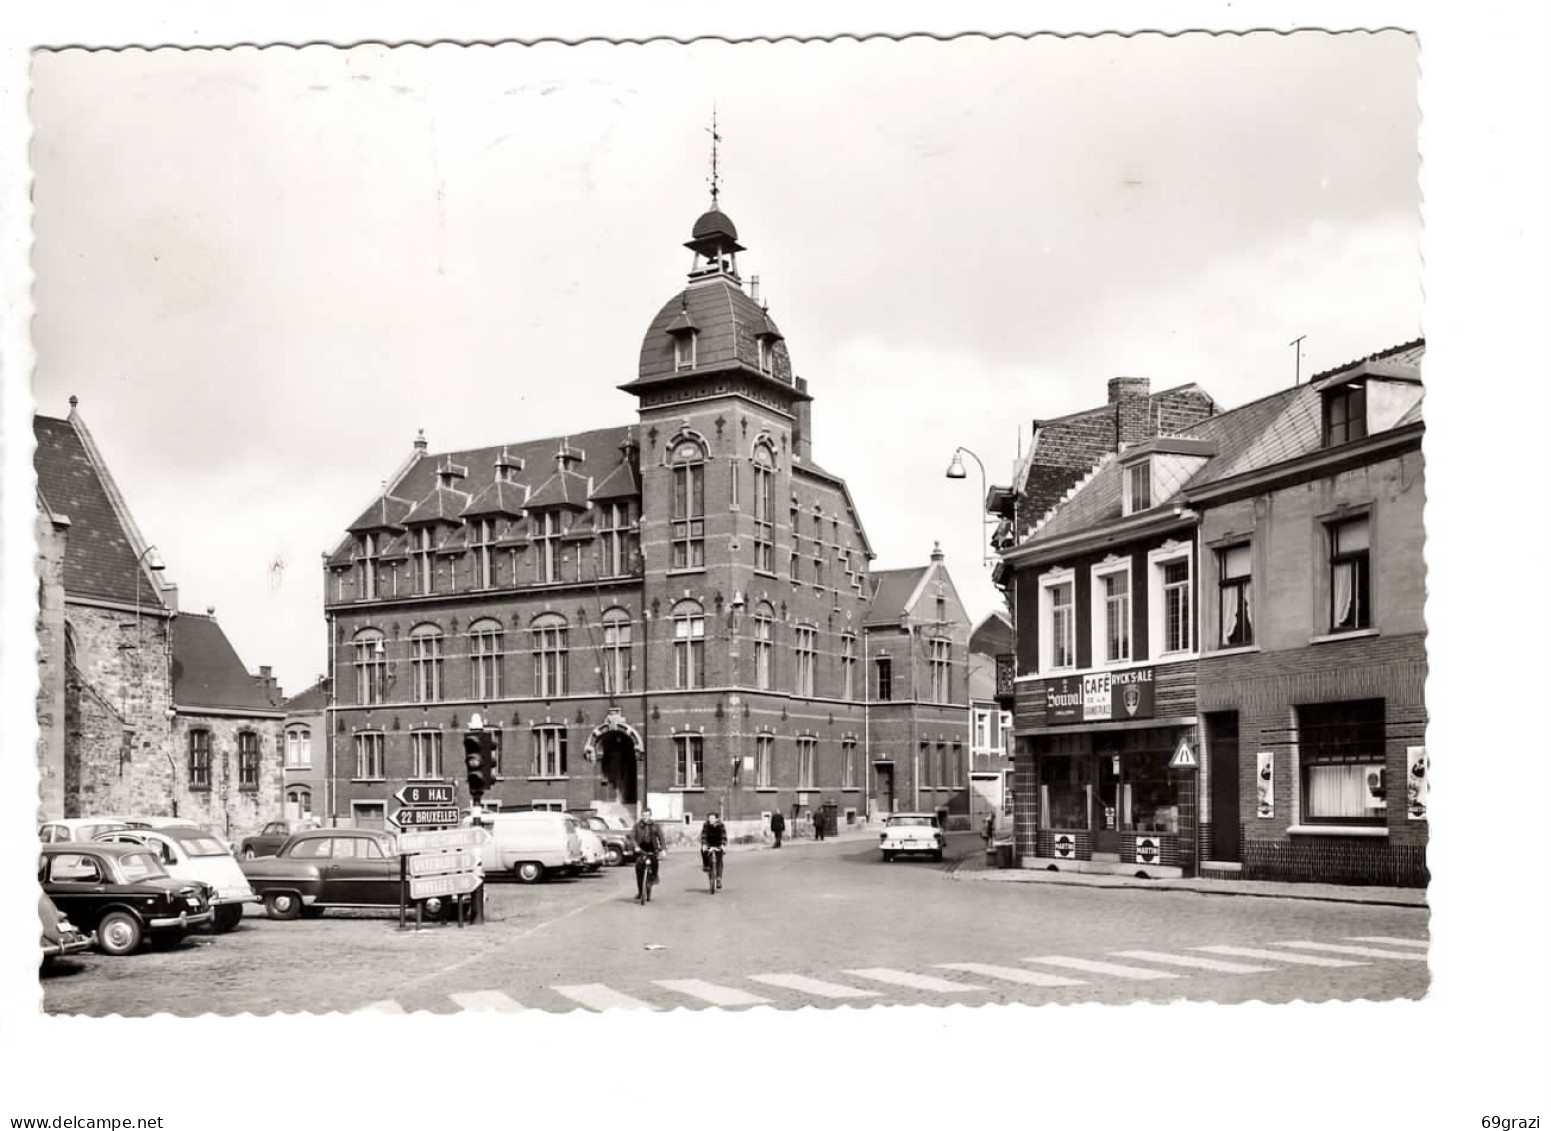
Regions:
[[862, 628, 871, 823], [326, 611, 336, 828]]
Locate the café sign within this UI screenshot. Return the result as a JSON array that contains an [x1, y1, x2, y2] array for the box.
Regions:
[[1045, 667, 1156, 724]]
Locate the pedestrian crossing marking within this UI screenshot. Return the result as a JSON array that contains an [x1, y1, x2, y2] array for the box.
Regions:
[[1277, 941, 1428, 962], [1024, 956, 1181, 981], [1111, 950, 1274, 974], [846, 968, 986, 993], [655, 980, 771, 1008], [749, 973, 880, 1000], [1346, 936, 1428, 949], [938, 962, 1087, 988], [356, 999, 406, 1014], [552, 983, 658, 1011], [1196, 945, 1367, 968], [450, 990, 525, 1012]]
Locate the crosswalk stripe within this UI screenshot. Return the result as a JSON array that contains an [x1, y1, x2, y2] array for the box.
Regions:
[[552, 983, 658, 1011], [450, 990, 525, 1012], [938, 962, 1087, 988], [749, 973, 880, 1000], [1347, 936, 1429, 949], [356, 999, 405, 1014], [1111, 950, 1274, 974], [845, 968, 985, 993], [1024, 956, 1180, 981], [655, 980, 771, 1008], [1196, 945, 1367, 968], [1277, 941, 1428, 962]]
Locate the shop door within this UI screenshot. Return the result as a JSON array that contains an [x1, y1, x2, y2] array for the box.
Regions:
[[1207, 711, 1241, 862], [874, 763, 896, 815], [1094, 750, 1120, 854]]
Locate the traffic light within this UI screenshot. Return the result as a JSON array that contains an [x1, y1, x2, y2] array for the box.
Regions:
[[463, 727, 497, 803]]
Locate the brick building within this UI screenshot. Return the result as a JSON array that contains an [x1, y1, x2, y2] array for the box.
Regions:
[[321, 201, 970, 834], [281, 678, 330, 823], [967, 610, 1014, 822]]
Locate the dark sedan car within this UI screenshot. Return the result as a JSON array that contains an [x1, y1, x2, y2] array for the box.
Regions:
[[40, 843, 214, 955], [569, 811, 638, 866], [238, 818, 320, 859], [240, 827, 459, 920]]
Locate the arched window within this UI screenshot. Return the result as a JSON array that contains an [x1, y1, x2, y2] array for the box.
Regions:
[[672, 600, 705, 689], [602, 607, 633, 696], [285, 726, 312, 769], [670, 439, 706, 570], [753, 602, 775, 690], [409, 624, 445, 702], [352, 630, 387, 705], [532, 613, 569, 698], [286, 787, 313, 820], [752, 443, 776, 574], [468, 618, 504, 700]]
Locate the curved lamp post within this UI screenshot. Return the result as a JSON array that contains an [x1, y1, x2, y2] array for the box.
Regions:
[[944, 447, 994, 567]]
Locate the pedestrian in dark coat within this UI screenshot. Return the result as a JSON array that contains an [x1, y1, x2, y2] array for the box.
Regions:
[[813, 805, 825, 841], [769, 810, 785, 848]]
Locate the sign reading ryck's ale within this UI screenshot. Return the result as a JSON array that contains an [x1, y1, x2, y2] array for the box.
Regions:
[[1045, 667, 1156, 724]]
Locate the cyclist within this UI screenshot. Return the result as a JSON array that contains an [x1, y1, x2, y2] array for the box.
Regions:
[[699, 811, 727, 891], [632, 807, 666, 902]]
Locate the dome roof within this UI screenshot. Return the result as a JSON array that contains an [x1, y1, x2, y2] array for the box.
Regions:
[[631, 277, 794, 388], [691, 208, 739, 242]]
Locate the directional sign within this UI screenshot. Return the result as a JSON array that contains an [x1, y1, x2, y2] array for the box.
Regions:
[[410, 871, 482, 901], [391, 806, 461, 828], [397, 827, 485, 854], [394, 783, 455, 807], [1169, 737, 1198, 769], [407, 849, 477, 878]]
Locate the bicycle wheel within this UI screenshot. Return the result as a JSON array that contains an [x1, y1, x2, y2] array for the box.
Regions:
[[715, 851, 724, 891]]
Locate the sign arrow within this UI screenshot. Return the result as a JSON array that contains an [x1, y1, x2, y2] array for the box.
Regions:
[[394, 783, 456, 807], [391, 806, 461, 828]]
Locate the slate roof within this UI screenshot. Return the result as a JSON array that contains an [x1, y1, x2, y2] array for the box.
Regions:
[[969, 610, 1014, 656], [462, 479, 529, 519], [403, 484, 473, 526], [629, 275, 799, 390], [284, 678, 331, 714], [347, 494, 415, 534], [865, 566, 928, 627], [33, 413, 168, 610], [589, 458, 640, 502], [172, 613, 282, 715], [526, 468, 592, 510]]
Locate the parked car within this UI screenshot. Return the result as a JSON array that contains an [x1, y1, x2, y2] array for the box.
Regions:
[[95, 825, 260, 932], [238, 818, 320, 859], [879, 813, 947, 862], [569, 810, 638, 866], [100, 815, 240, 856], [38, 817, 133, 844], [39, 890, 93, 963], [473, 810, 584, 883], [241, 827, 458, 920], [39, 843, 214, 955]]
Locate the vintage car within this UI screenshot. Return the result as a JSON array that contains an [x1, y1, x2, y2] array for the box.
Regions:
[[569, 810, 638, 866], [238, 818, 320, 859], [95, 825, 260, 932], [39, 842, 215, 955], [879, 813, 947, 862], [37, 817, 133, 844], [39, 890, 93, 963], [240, 827, 460, 919]]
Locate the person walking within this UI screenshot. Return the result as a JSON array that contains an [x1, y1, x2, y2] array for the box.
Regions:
[[769, 809, 785, 848], [813, 804, 825, 841]]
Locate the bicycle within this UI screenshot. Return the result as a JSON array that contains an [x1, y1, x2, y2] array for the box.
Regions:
[[635, 850, 660, 905], [702, 845, 724, 894]]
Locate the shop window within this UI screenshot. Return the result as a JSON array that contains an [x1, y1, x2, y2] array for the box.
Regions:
[[1297, 699, 1387, 826], [1037, 747, 1090, 830], [1121, 745, 1179, 834]]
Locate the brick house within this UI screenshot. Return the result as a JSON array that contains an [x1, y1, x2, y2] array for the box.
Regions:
[[321, 201, 970, 835], [967, 610, 1015, 822], [280, 677, 330, 823]]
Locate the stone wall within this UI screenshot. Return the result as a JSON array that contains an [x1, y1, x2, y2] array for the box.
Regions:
[[172, 714, 285, 840], [35, 514, 68, 822]]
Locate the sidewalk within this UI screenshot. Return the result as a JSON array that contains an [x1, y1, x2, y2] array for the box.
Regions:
[[950, 848, 1427, 908]]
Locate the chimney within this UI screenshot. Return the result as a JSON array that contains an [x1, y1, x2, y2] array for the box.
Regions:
[[1108, 376, 1152, 447], [750, 275, 760, 303]]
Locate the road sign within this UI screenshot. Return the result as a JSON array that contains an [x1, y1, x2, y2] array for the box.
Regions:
[[407, 849, 477, 878], [1169, 738, 1198, 769], [391, 806, 461, 828], [397, 827, 485, 854], [410, 870, 482, 900], [394, 783, 455, 807]]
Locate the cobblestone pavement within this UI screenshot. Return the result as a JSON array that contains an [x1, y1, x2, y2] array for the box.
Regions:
[[39, 832, 1429, 1017]]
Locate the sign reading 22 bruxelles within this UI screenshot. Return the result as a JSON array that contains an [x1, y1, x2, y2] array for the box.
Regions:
[[1045, 668, 1156, 724]]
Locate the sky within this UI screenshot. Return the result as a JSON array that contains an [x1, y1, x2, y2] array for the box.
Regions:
[[25, 32, 1422, 697]]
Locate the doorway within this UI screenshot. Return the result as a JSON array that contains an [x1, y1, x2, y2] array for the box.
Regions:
[[873, 762, 896, 815], [1205, 711, 1241, 862], [1093, 748, 1121, 855], [597, 731, 638, 806]]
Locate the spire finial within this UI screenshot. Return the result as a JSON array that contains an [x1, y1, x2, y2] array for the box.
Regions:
[[706, 107, 722, 209]]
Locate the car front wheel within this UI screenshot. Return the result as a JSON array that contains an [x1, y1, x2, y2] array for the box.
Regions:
[[264, 891, 303, 920], [514, 861, 544, 884], [97, 910, 144, 956], [882, 851, 894, 863], [242, 847, 257, 860], [212, 904, 243, 933], [604, 846, 623, 867]]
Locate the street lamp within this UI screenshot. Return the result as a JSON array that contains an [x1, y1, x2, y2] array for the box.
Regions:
[[133, 544, 166, 649], [944, 447, 994, 567]]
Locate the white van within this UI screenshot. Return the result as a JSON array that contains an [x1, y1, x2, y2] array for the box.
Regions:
[[475, 810, 584, 884]]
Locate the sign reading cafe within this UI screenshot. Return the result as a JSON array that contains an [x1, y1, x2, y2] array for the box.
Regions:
[[1045, 668, 1156, 724]]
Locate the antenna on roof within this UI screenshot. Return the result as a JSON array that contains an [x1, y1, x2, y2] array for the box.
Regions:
[[1290, 335, 1307, 385]]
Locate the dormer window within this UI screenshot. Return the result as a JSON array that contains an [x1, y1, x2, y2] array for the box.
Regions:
[[1323, 382, 1368, 447], [674, 332, 697, 371], [1124, 460, 1153, 515], [757, 337, 772, 373]]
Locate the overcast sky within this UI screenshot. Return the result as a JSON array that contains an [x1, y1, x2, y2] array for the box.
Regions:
[[28, 32, 1420, 699]]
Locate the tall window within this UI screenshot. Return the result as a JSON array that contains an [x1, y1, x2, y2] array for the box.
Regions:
[[602, 608, 633, 696], [356, 533, 381, 600], [413, 527, 435, 594], [1125, 461, 1152, 514], [285, 726, 312, 769], [471, 518, 499, 588], [754, 605, 774, 690], [1218, 544, 1254, 647], [1329, 516, 1371, 632], [929, 637, 952, 703], [411, 731, 443, 779], [951, 744, 963, 788], [531, 727, 568, 777], [671, 440, 706, 570], [673, 601, 705, 689], [188, 729, 211, 791], [813, 555, 825, 590], [756, 734, 773, 788], [1298, 699, 1386, 825], [469, 620, 504, 700], [974, 708, 993, 752], [674, 332, 697, 371], [532, 614, 569, 698], [1095, 567, 1132, 663], [675, 734, 704, 788], [353, 633, 387, 706], [842, 740, 857, 790], [1041, 575, 1076, 671], [598, 502, 635, 577], [535, 511, 563, 584], [354, 732, 384, 780], [875, 656, 893, 701], [798, 738, 816, 789], [409, 626, 445, 702], [753, 446, 776, 573], [794, 625, 817, 697], [841, 634, 857, 700], [1323, 384, 1368, 447], [1147, 550, 1192, 657], [237, 731, 260, 791]]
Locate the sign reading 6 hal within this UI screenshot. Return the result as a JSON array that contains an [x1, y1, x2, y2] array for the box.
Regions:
[[394, 784, 455, 807]]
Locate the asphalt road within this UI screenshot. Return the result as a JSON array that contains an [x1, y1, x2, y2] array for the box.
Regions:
[[39, 834, 1429, 1016]]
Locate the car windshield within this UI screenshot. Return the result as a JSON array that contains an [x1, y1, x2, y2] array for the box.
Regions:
[[116, 851, 169, 882], [173, 834, 230, 857], [888, 816, 935, 828]]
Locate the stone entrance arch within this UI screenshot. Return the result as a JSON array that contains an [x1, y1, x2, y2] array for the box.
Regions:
[[585, 707, 642, 806]]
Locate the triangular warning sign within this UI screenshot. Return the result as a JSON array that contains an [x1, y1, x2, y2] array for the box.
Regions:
[[1169, 738, 1198, 769]]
